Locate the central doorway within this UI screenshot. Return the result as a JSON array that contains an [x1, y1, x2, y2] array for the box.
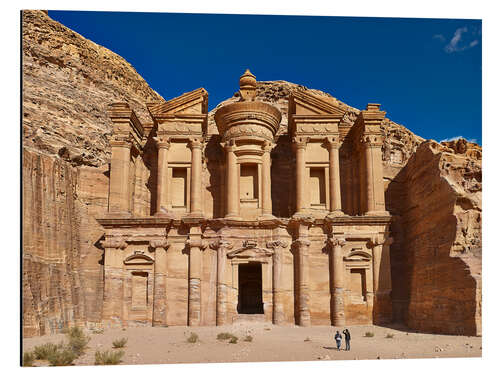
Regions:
[[237, 262, 264, 314]]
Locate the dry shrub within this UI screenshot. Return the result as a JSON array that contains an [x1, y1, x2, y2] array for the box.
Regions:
[[95, 350, 125, 365], [364, 331, 375, 337], [47, 347, 78, 366], [244, 335, 253, 342], [112, 338, 128, 348], [23, 351, 35, 367], [385, 333, 394, 339], [229, 337, 238, 344], [187, 332, 199, 343], [66, 327, 90, 356], [33, 342, 63, 360]]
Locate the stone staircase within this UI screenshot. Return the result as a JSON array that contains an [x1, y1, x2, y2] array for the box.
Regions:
[[232, 314, 267, 324]]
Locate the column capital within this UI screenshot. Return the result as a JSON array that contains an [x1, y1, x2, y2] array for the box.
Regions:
[[328, 237, 347, 248], [186, 238, 207, 250], [361, 134, 383, 148], [223, 141, 237, 153], [209, 238, 234, 251], [188, 137, 204, 150], [109, 134, 133, 149], [149, 238, 170, 250], [325, 136, 341, 150], [153, 136, 170, 149], [292, 238, 311, 249], [367, 235, 385, 249], [292, 136, 309, 150], [262, 141, 274, 153], [101, 237, 127, 249]]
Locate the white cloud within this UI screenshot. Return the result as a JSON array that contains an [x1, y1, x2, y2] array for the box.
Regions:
[[440, 136, 478, 144], [441, 27, 480, 53]]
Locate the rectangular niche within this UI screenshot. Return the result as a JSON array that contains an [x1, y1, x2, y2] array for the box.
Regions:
[[240, 164, 259, 201], [131, 271, 148, 309], [309, 167, 326, 206], [171, 168, 187, 207]]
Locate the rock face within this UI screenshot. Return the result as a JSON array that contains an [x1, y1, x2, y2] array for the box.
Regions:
[[388, 140, 482, 336], [22, 10, 161, 337], [22, 10, 481, 337], [22, 10, 162, 167]]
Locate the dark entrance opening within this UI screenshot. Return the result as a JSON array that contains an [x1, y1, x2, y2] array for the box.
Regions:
[[237, 263, 264, 314]]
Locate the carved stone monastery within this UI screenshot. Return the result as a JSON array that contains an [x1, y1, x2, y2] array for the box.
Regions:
[[98, 70, 394, 327]]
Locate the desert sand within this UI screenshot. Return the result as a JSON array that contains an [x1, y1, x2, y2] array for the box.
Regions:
[[22, 323, 481, 366]]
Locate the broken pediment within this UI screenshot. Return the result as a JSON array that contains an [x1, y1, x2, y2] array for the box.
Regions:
[[288, 90, 345, 117], [147, 88, 208, 119]]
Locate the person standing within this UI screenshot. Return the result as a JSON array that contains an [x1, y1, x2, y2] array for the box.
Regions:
[[334, 330, 342, 351], [342, 328, 351, 351]]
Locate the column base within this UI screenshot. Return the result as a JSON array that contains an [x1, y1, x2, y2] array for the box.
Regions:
[[105, 211, 132, 218], [327, 210, 346, 218], [154, 209, 175, 219], [224, 214, 241, 220], [365, 210, 390, 216]]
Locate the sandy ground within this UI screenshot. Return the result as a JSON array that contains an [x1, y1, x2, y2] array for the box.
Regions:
[[22, 323, 481, 366]]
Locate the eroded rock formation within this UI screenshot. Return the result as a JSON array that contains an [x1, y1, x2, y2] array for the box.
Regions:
[[22, 10, 481, 337]]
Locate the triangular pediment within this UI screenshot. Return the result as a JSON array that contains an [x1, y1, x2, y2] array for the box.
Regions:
[[289, 90, 345, 117], [124, 253, 154, 265], [344, 250, 371, 262], [227, 247, 273, 259], [147, 88, 208, 118]]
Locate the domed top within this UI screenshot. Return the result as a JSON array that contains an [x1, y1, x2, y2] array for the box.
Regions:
[[239, 69, 257, 89], [239, 69, 257, 101]]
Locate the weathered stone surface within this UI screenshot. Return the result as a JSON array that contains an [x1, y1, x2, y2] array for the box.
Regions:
[[388, 140, 481, 336], [22, 10, 162, 167]]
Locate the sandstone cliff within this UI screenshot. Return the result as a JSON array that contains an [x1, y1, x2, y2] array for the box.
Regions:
[[22, 9, 481, 337], [388, 140, 482, 336], [22, 10, 162, 167], [22, 9, 161, 336]]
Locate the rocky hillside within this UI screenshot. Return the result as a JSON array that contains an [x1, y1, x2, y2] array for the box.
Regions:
[[22, 10, 162, 167], [22, 10, 481, 337]]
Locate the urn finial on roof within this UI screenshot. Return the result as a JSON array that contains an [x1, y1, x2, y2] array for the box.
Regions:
[[239, 69, 257, 101]]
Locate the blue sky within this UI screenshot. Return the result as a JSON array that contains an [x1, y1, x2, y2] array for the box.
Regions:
[[48, 11, 482, 144]]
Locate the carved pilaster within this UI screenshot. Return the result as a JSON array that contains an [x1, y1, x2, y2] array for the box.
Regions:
[[209, 239, 234, 325], [148, 238, 169, 326], [154, 136, 171, 216], [326, 137, 343, 216], [267, 239, 289, 325], [186, 231, 206, 326], [368, 236, 393, 324], [224, 141, 239, 219], [327, 237, 347, 326], [262, 141, 274, 217], [293, 137, 308, 214], [188, 138, 204, 216], [292, 238, 311, 327]]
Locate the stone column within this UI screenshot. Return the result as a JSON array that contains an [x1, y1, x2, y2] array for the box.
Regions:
[[109, 139, 132, 214], [189, 138, 203, 216], [371, 237, 393, 324], [363, 135, 387, 215], [327, 138, 343, 215], [150, 239, 169, 327], [293, 237, 311, 326], [225, 143, 239, 218], [187, 228, 205, 326], [101, 237, 127, 327], [293, 137, 308, 213], [155, 137, 170, 215], [329, 237, 346, 326], [210, 239, 233, 325], [267, 240, 288, 325], [261, 142, 273, 216]]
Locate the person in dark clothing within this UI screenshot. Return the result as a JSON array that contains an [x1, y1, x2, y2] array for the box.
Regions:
[[343, 328, 351, 351], [334, 330, 342, 350]]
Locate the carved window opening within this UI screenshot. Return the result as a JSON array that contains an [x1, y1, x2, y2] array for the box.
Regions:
[[310, 167, 326, 206], [240, 164, 259, 202], [131, 271, 148, 309], [171, 168, 187, 207], [350, 268, 367, 304], [237, 262, 264, 314]]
